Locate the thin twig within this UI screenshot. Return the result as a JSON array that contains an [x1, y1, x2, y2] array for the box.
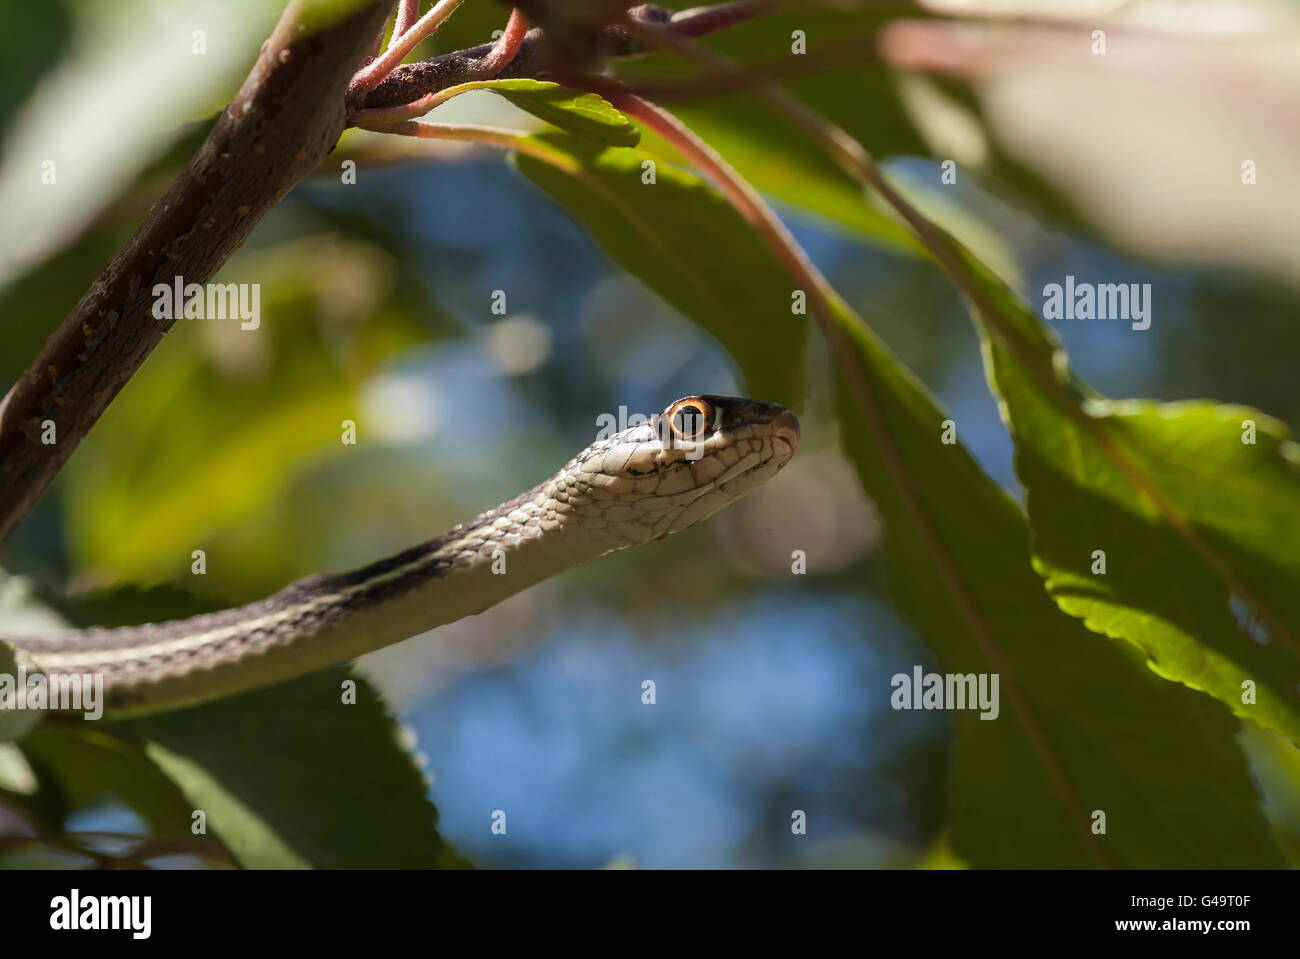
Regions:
[[475, 8, 530, 79], [356, 119, 579, 170], [352, 0, 465, 94], [392, 0, 420, 45], [353, 1, 769, 111], [352, 7, 530, 127]]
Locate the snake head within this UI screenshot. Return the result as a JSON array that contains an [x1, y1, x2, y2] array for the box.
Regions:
[[563, 395, 800, 545]]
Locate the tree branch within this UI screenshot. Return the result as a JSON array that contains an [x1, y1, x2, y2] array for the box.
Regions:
[[0, 0, 773, 546], [0, 0, 395, 545], [351, 1, 770, 113]]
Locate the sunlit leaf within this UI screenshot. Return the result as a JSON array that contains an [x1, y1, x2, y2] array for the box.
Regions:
[[968, 267, 1300, 744], [1241, 722, 1300, 865], [827, 296, 1282, 866], [456, 79, 640, 146], [112, 667, 466, 869]]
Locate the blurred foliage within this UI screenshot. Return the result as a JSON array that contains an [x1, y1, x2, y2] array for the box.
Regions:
[[514, 133, 808, 408], [0, 1, 71, 149], [0, 0, 280, 286], [61, 234, 433, 593]]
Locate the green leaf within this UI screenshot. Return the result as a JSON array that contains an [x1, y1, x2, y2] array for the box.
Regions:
[[19, 724, 194, 834], [512, 134, 806, 409], [111, 667, 466, 869], [1241, 722, 1300, 864], [827, 296, 1283, 866], [967, 269, 1300, 744], [459, 79, 640, 147]]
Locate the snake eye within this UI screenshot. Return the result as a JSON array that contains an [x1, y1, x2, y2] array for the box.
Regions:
[[667, 397, 713, 441]]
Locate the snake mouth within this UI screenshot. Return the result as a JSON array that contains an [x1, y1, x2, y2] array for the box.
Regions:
[[771, 409, 801, 458]]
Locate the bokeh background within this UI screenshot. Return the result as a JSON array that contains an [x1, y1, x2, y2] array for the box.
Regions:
[[1, 0, 1299, 867]]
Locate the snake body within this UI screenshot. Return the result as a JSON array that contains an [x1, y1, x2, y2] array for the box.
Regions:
[[4, 396, 799, 717]]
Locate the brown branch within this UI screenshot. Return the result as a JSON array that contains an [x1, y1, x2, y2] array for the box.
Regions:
[[0, 0, 395, 545], [352, 7, 531, 127], [352, 1, 771, 113]]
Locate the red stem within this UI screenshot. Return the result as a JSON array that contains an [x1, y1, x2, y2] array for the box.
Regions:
[[474, 8, 530, 80]]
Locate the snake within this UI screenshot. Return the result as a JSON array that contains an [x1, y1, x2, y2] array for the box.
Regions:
[[3, 395, 799, 719]]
